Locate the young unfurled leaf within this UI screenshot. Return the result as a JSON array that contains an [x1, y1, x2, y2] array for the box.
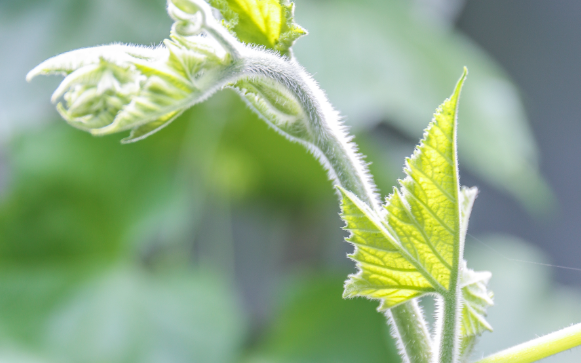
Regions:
[[209, 0, 306, 56], [25, 44, 161, 80], [28, 0, 309, 143], [339, 69, 471, 310], [27, 32, 229, 140], [228, 78, 312, 142], [460, 265, 493, 338], [458, 264, 494, 361], [459, 186, 478, 246]]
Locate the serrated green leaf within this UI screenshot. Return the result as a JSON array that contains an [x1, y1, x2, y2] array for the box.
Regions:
[[460, 264, 493, 337], [339, 69, 469, 310], [209, 0, 306, 56], [339, 188, 436, 308], [457, 181, 493, 341], [458, 263, 493, 361]]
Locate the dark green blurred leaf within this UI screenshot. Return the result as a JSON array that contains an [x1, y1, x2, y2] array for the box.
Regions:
[[0, 120, 186, 264], [0, 267, 87, 346], [245, 274, 401, 363], [216, 92, 333, 205], [44, 267, 245, 363]]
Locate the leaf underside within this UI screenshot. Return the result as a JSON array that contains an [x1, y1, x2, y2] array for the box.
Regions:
[[339, 69, 469, 310], [209, 0, 306, 56]]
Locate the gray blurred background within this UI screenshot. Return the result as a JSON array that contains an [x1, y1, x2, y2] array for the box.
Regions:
[[0, 0, 580, 362], [458, 0, 581, 287]]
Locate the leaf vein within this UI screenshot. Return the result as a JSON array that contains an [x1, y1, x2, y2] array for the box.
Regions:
[[397, 188, 453, 271]]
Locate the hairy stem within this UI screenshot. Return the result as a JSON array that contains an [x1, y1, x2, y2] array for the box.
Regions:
[[198, 13, 434, 361], [474, 322, 581, 363], [237, 48, 432, 363], [438, 291, 461, 363], [389, 301, 433, 363], [239, 48, 380, 208]]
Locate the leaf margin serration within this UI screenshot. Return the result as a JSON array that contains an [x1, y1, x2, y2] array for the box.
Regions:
[[208, 0, 306, 56], [339, 69, 472, 310]]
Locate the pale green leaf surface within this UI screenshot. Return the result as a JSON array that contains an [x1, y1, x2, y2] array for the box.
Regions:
[[209, 0, 306, 55], [25, 44, 161, 82], [460, 264, 494, 337], [92, 74, 190, 135], [458, 183, 493, 339], [339, 188, 435, 307], [340, 70, 468, 309], [458, 262, 493, 361], [90, 36, 228, 136]]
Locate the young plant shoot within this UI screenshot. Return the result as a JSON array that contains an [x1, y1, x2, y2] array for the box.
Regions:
[[339, 71, 491, 363], [27, 0, 581, 362]]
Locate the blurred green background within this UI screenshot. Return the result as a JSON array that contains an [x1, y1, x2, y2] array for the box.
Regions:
[[1, 0, 581, 362]]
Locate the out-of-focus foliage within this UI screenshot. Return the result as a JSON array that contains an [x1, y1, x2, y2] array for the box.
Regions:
[[464, 236, 581, 363], [45, 267, 244, 363], [243, 275, 401, 363], [292, 0, 551, 211], [0, 90, 336, 361], [0, 0, 577, 362]]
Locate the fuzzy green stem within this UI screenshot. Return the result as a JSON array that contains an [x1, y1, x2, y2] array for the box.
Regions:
[[474, 323, 581, 363], [438, 291, 461, 363], [238, 50, 433, 363], [389, 301, 433, 363], [239, 49, 382, 207], [199, 16, 434, 362]]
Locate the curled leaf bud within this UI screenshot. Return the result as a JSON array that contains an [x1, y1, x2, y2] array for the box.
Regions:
[[169, 0, 203, 15], [28, 33, 231, 142], [55, 59, 144, 131]]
